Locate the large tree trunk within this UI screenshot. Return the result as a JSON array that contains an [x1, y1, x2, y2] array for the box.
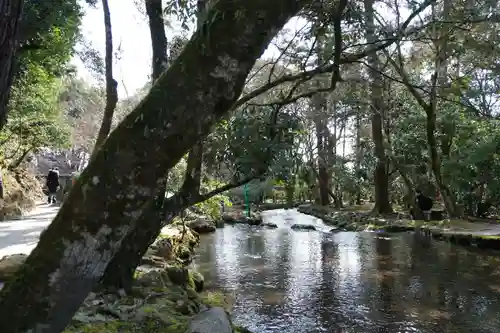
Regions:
[[0, 0, 23, 131], [0, 1, 310, 331], [101, 142, 204, 290], [93, 0, 118, 152], [364, 0, 392, 214], [145, 0, 168, 81], [313, 33, 330, 206]]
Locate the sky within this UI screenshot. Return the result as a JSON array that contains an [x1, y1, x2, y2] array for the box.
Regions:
[[73, 0, 154, 98], [72, 0, 294, 98]]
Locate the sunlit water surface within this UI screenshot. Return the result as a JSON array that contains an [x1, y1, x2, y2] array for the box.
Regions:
[[192, 209, 500, 333]]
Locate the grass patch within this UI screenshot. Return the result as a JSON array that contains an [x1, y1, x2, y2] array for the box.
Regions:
[[200, 290, 235, 312]]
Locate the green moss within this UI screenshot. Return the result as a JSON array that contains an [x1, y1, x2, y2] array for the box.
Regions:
[[64, 321, 135, 333], [200, 291, 233, 311], [473, 235, 500, 240], [233, 325, 255, 333], [65, 318, 189, 333]]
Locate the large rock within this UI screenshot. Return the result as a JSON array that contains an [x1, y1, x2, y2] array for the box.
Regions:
[[166, 265, 190, 286], [187, 307, 232, 333], [187, 218, 216, 234], [220, 213, 237, 223], [0, 254, 27, 280], [291, 224, 316, 231]]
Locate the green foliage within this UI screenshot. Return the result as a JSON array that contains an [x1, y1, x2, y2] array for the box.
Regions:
[[19, 0, 83, 77], [205, 104, 302, 183], [195, 180, 233, 220], [2, 63, 70, 164], [1, 0, 87, 165]]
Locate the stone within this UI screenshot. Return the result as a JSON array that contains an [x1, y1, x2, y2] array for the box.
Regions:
[[187, 307, 232, 333], [190, 271, 204, 292], [166, 265, 190, 286], [152, 237, 173, 260], [291, 224, 316, 231], [0, 253, 27, 280], [215, 219, 225, 228], [135, 270, 169, 288], [140, 253, 167, 268], [221, 213, 237, 223], [262, 222, 278, 229], [247, 217, 262, 226], [188, 218, 216, 234]]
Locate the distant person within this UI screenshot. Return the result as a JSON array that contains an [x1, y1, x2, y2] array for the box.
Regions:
[[410, 189, 433, 220], [46, 167, 60, 204], [416, 190, 433, 211], [0, 167, 4, 200], [477, 200, 492, 218]]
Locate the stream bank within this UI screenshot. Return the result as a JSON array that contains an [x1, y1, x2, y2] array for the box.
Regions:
[[0, 223, 252, 333], [298, 204, 500, 250]]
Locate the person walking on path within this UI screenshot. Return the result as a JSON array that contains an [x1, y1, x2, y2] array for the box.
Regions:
[[0, 167, 4, 200], [46, 167, 60, 204]]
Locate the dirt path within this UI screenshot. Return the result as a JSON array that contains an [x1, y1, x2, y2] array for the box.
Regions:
[[0, 203, 58, 257]]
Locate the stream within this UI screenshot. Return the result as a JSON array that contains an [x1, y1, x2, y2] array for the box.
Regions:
[[192, 209, 500, 333]]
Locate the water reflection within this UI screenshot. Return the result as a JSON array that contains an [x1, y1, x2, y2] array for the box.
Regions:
[[193, 209, 500, 333]]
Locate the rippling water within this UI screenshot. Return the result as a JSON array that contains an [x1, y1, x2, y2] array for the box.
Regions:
[[192, 209, 500, 333]]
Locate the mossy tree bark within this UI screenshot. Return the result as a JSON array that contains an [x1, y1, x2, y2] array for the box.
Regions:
[[0, 0, 23, 131], [0, 0, 311, 332], [101, 149, 200, 291], [101, 142, 242, 291]]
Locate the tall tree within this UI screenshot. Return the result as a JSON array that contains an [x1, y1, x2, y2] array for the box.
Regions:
[[145, 0, 168, 81], [0, 0, 312, 331], [0, 0, 24, 131], [93, 0, 118, 152], [364, 0, 392, 214]]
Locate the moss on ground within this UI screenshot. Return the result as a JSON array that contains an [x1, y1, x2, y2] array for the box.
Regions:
[[200, 290, 235, 312]]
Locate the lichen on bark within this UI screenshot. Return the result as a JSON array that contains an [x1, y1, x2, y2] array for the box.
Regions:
[[0, 0, 313, 332]]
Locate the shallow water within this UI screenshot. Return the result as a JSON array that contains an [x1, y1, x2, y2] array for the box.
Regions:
[[193, 209, 500, 333]]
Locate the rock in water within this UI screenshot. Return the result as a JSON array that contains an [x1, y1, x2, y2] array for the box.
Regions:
[[187, 307, 232, 333], [221, 213, 237, 223], [291, 224, 317, 231], [187, 218, 216, 234], [0, 254, 27, 280], [262, 222, 278, 229]]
